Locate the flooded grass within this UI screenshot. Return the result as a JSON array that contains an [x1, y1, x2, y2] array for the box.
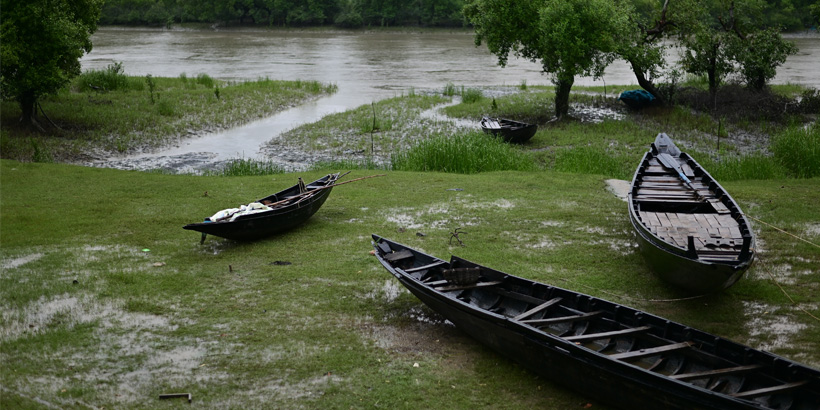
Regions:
[[0, 75, 336, 163], [2, 162, 817, 408]]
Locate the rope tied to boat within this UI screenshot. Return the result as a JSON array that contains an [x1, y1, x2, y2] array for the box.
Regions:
[[741, 213, 820, 250]]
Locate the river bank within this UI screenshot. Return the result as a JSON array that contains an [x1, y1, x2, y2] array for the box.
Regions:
[[2, 160, 818, 409]]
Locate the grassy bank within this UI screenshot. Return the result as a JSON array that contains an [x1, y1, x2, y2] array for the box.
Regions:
[[2, 160, 818, 409], [0, 65, 336, 163]]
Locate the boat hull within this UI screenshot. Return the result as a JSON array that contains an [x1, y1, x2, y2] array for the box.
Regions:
[[628, 134, 755, 293], [372, 235, 818, 410], [480, 117, 537, 143], [183, 174, 336, 241]]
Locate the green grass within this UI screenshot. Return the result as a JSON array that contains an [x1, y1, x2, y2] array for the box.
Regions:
[[391, 130, 535, 173], [771, 122, 820, 178], [0, 74, 337, 162], [1, 160, 818, 410], [2, 78, 819, 409]]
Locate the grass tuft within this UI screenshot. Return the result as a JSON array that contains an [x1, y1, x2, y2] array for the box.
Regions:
[[205, 158, 287, 176], [391, 131, 535, 173], [771, 123, 820, 178]]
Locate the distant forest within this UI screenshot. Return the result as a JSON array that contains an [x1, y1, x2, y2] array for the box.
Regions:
[[100, 0, 819, 30]]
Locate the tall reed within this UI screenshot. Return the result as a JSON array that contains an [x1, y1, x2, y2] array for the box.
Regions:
[[771, 123, 819, 178], [391, 131, 535, 173]]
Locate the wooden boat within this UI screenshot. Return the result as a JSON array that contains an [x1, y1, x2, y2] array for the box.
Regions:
[[480, 116, 537, 143], [628, 134, 755, 293], [371, 234, 820, 410], [183, 173, 339, 241]]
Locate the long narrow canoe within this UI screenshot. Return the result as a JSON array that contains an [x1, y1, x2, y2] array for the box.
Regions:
[[628, 134, 755, 293], [480, 116, 537, 143], [183, 173, 339, 241], [371, 234, 819, 410]]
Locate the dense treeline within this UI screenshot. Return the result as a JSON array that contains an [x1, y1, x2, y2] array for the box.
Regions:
[[100, 0, 818, 30], [99, 0, 468, 28]]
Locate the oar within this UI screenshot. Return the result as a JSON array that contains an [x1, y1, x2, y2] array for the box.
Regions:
[[655, 152, 705, 201], [261, 173, 386, 209]]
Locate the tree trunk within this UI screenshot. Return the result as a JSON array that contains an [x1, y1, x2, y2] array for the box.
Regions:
[[628, 60, 667, 106], [554, 74, 574, 119], [19, 91, 37, 125]]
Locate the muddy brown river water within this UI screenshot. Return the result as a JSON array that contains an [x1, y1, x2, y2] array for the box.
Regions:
[[80, 28, 820, 172]]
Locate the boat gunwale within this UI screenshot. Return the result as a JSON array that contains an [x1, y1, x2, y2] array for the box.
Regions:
[[371, 234, 819, 409]]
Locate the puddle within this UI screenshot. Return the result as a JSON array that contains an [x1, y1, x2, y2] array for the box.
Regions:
[[804, 223, 820, 237], [743, 301, 813, 356], [570, 102, 626, 123], [1, 253, 44, 271], [364, 279, 406, 303], [605, 179, 630, 202]]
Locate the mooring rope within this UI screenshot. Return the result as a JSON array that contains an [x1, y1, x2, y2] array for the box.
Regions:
[[556, 278, 708, 303], [742, 213, 820, 250], [753, 257, 820, 323]]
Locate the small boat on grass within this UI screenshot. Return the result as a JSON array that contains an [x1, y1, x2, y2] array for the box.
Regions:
[[628, 134, 755, 293], [184, 173, 339, 242], [371, 234, 819, 410], [480, 116, 537, 143]]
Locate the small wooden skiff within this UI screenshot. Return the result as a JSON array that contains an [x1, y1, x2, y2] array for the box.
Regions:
[[371, 234, 819, 410], [628, 134, 755, 293]]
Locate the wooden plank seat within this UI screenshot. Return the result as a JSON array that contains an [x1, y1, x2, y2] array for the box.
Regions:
[[730, 380, 809, 399], [564, 326, 652, 343], [405, 260, 447, 273], [513, 297, 563, 321], [521, 310, 604, 326], [609, 341, 694, 361], [383, 249, 414, 262], [434, 281, 503, 292], [670, 364, 764, 381]]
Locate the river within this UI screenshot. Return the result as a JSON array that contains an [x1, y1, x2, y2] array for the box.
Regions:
[[80, 28, 819, 172]]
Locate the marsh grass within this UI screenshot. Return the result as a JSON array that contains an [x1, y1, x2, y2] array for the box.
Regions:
[[267, 94, 449, 159], [1, 161, 817, 410], [391, 131, 536, 173], [206, 158, 287, 176], [0, 75, 336, 162], [771, 123, 820, 178]]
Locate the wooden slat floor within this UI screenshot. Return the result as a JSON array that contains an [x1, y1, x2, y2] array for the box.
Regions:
[[634, 157, 743, 259]]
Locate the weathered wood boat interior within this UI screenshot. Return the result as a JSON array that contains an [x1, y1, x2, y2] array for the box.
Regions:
[[631, 154, 753, 264], [374, 237, 818, 409]]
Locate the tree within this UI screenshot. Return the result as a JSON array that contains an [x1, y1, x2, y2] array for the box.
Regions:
[[678, 0, 798, 96], [464, 0, 630, 118], [616, 0, 696, 106], [1, 0, 103, 129]]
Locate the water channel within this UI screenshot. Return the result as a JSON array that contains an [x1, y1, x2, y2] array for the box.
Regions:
[[80, 28, 820, 172]]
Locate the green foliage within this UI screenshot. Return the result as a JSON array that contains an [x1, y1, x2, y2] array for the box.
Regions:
[[700, 154, 785, 181], [205, 158, 287, 176], [196, 73, 215, 88], [772, 123, 820, 178], [460, 87, 483, 104], [391, 131, 536, 173], [552, 146, 631, 179], [731, 28, 798, 91], [75, 62, 131, 92], [0, 0, 104, 122], [99, 0, 468, 27], [464, 0, 631, 117]]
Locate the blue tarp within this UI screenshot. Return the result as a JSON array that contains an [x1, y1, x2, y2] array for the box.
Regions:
[[618, 89, 656, 109]]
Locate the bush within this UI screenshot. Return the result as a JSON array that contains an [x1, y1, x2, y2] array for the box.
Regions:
[[391, 131, 535, 173]]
